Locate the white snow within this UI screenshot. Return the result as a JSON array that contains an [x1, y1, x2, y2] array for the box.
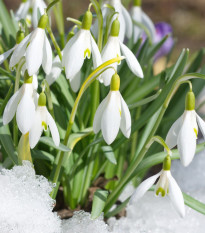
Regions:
[[0, 161, 61, 233]]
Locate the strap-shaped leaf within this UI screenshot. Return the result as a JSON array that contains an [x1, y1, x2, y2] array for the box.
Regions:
[[102, 146, 117, 165]]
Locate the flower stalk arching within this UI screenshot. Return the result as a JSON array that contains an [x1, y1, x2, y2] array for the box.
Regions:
[[46, 0, 60, 13], [104, 72, 205, 214], [50, 56, 125, 199]]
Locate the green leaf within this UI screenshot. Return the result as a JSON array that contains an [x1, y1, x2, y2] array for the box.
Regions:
[[0, 84, 13, 116], [91, 189, 109, 219], [31, 150, 54, 162], [183, 193, 205, 215], [0, 118, 18, 165], [101, 146, 117, 165], [39, 136, 71, 152]]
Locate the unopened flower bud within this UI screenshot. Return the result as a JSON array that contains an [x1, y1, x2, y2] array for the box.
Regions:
[[82, 11, 92, 30], [110, 73, 120, 91], [185, 91, 195, 111], [111, 18, 120, 37], [24, 70, 33, 84], [38, 13, 49, 29], [163, 155, 171, 171], [38, 92, 46, 106], [16, 30, 25, 44]]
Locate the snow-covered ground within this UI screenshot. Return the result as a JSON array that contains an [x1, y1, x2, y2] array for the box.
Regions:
[[0, 149, 205, 233]]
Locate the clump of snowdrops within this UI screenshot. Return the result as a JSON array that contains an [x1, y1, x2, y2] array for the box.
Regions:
[[0, 0, 205, 220]]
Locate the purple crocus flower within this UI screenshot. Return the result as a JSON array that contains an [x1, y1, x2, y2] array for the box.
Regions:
[[154, 22, 174, 61]]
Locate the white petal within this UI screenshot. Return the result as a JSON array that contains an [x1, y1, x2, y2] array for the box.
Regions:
[[196, 113, 205, 139], [177, 111, 196, 167], [0, 46, 16, 65], [32, 0, 47, 28], [3, 87, 23, 125], [165, 115, 183, 149], [70, 71, 81, 92], [32, 74, 38, 90], [131, 6, 143, 42], [101, 91, 121, 144], [120, 41, 143, 78], [46, 55, 62, 85], [129, 171, 161, 205], [9, 33, 31, 68], [42, 34, 52, 74], [62, 30, 88, 80], [91, 36, 102, 69], [121, 4, 133, 39], [47, 110, 60, 146], [120, 94, 131, 138], [15, 2, 30, 21], [141, 11, 156, 42], [29, 108, 43, 149], [93, 95, 109, 134], [101, 36, 121, 86], [16, 85, 35, 134], [168, 174, 185, 218], [26, 28, 45, 75]]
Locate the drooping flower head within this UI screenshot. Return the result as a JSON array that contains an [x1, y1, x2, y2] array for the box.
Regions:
[[9, 13, 52, 76], [0, 29, 25, 65], [3, 71, 38, 134], [29, 92, 60, 148], [62, 10, 102, 87], [131, 0, 156, 43], [166, 90, 205, 167], [130, 155, 185, 217], [15, 0, 47, 28], [101, 18, 143, 86], [93, 73, 131, 144]]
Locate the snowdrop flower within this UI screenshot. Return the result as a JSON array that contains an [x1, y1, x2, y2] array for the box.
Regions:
[[3, 71, 38, 134], [62, 10, 102, 83], [131, 0, 156, 43], [15, 0, 47, 28], [9, 13, 52, 76], [29, 92, 60, 148], [130, 155, 185, 217], [0, 30, 25, 65], [101, 18, 143, 86], [104, 0, 133, 41], [93, 73, 131, 144], [166, 91, 205, 167]]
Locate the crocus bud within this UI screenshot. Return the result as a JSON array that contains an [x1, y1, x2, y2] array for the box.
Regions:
[[133, 0, 141, 6], [38, 92, 46, 106], [185, 91, 195, 111], [163, 155, 171, 171], [110, 73, 120, 91], [38, 13, 49, 29], [16, 30, 25, 44], [24, 70, 33, 84], [110, 18, 120, 37], [82, 11, 92, 30]]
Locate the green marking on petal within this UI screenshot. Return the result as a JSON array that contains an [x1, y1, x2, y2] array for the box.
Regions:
[[194, 128, 198, 138], [117, 54, 121, 64], [156, 187, 166, 197], [42, 121, 48, 131], [84, 48, 91, 59]]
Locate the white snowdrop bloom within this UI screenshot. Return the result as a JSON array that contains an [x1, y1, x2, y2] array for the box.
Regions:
[[3, 72, 38, 134], [93, 73, 131, 145], [166, 91, 205, 167], [0, 30, 25, 65], [15, 0, 47, 28], [9, 13, 52, 76], [101, 18, 143, 86], [131, 0, 156, 43], [29, 92, 60, 148], [62, 10, 102, 81], [130, 155, 185, 218], [103, 0, 133, 42]]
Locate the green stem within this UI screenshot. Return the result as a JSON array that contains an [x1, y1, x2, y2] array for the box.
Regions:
[[46, 24, 62, 60], [46, 0, 60, 13]]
